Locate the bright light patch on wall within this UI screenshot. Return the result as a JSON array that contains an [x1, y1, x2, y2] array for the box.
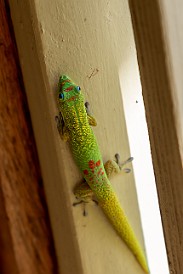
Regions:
[[119, 56, 169, 274]]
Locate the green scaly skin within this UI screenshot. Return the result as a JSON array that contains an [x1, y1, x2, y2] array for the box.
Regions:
[[57, 75, 149, 273]]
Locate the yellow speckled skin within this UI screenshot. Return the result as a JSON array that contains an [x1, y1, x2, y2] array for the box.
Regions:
[[57, 75, 149, 273]]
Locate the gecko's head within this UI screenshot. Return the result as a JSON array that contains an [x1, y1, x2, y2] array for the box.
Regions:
[[58, 75, 83, 105]]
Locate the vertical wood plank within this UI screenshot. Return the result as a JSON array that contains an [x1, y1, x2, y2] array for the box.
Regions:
[[129, 1, 183, 273], [8, 0, 149, 273], [0, 0, 58, 273]]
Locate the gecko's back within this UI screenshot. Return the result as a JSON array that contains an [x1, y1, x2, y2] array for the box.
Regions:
[[57, 75, 149, 273]]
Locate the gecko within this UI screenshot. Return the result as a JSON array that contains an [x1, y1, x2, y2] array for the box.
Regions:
[[56, 75, 149, 273]]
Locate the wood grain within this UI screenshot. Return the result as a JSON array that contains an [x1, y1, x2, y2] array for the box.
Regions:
[[0, 0, 58, 273], [129, 1, 183, 273]]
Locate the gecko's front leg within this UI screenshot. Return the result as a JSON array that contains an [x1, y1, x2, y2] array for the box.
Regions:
[[85, 102, 97, 126], [72, 181, 96, 216], [55, 112, 70, 141]]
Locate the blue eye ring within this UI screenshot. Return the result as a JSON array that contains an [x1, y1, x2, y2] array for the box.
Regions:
[[76, 86, 81, 92], [59, 93, 64, 100]]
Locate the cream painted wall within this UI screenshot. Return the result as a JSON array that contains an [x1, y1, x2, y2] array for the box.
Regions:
[[9, 0, 148, 273]]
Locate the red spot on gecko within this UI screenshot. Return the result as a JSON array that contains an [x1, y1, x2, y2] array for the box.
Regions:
[[88, 160, 95, 169], [97, 170, 101, 175], [83, 170, 89, 175], [65, 86, 73, 92], [67, 96, 76, 102], [96, 160, 101, 167]]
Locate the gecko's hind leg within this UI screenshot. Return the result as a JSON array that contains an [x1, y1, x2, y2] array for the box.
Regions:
[[73, 154, 133, 215], [73, 181, 96, 216], [104, 154, 133, 179], [85, 102, 97, 126]]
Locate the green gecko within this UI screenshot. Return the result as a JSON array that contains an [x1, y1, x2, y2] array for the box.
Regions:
[[56, 75, 149, 273]]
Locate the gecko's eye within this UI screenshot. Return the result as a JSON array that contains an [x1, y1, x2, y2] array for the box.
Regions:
[[76, 86, 81, 92], [59, 93, 64, 100]]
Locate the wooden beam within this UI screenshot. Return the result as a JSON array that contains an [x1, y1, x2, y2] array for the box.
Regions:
[[0, 0, 58, 273], [129, 1, 183, 273], [8, 0, 150, 273]]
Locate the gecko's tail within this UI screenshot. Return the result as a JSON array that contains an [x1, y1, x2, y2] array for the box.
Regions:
[[99, 191, 149, 273]]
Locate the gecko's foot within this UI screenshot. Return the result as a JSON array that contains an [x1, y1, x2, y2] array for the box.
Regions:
[[85, 101, 97, 126], [73, 181, 97, 216], [115, 153, 133, 173], [73, 200, 84, 207], [55, 112, 62, 126], [56, 112, 70, 141], [73, 199, 97, 216], [55, 112, 63, 133], [85, 101, 90, 113], [73, 200, 89, 217]]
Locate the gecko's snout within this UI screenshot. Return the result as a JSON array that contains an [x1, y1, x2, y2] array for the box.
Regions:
[[60, 74, 71, 83]]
